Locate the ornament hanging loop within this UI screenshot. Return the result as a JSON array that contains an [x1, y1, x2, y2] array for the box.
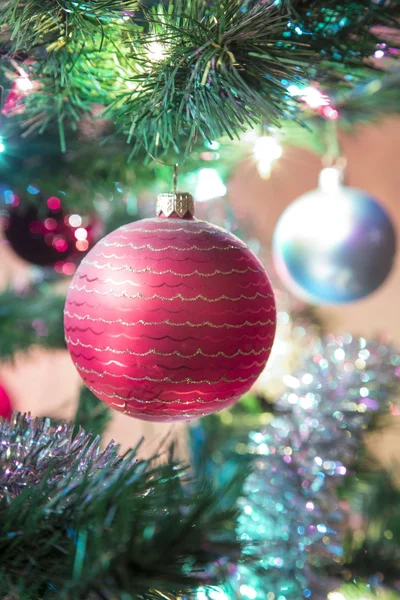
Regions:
[[322, 117, 346, 172], [173, 163, 179, 194], [320, 154, 347, 190], [321, 154, 347, 171]]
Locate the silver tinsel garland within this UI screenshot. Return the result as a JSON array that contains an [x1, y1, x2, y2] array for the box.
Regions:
[[238, 334, 400, 600], [0, 412, 131, 501]]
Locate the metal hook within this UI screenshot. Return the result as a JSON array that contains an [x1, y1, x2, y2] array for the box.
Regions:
[[173, 163, 179, 194], [321, 154, 347, 170]]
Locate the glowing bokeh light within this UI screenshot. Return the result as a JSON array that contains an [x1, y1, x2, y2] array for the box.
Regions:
[[44, 218, 57, 231], [75, 227, 88, 241], [194, 168, 227, 202], [254, 136, 282, 162], [76, 239, 89, 252], [15, 76, 33, 92], [53, 237, 68, 252], [322, 106, 339, 120], [301, 86, 330, 109], [47, 196, 61, 210], [62, 262, 76, 276], [69, 214, 82, 227], [146, 41, 166, 62], [253, 136, 282, 179]]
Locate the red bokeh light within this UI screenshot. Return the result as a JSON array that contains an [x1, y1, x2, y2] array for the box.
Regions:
[[53, 236, 68, 252], [76, 240, 89, 252], [322, 106, 339, 120], [62, 262, 76, 276], [47, 196, 61, 210], [44, 218, 57, 231]]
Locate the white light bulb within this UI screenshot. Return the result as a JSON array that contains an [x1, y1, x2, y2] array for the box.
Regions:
[[287, 84, 301, 96], [68, 214, 82, 228], [0, 137, 5, 153], [254, 136, 282, 162], [257, 160, 272, 179], [15, 76, 33, 92], [147, 42, 166, 62], [302, 86, 330, 109]]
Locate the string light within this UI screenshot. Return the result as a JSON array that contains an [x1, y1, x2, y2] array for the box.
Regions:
[[74, 227, 88, 241], [253, 135, 282, 179], [15, 76, 33, 92], [68, 214, 82, 227], [287, 84, 339, 120], [0, 136, 5, 153], [302, 86, 330, 109], [146, 42, 166, 62]]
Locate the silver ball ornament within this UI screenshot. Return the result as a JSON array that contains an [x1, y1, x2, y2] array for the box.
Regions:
[[273, 168, 396, 305]]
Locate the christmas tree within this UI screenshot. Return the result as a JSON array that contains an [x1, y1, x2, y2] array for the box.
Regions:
[[0, 1, 399, 599]]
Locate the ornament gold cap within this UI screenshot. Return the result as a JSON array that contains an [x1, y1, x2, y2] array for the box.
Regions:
[[156, 192, 195, 218]]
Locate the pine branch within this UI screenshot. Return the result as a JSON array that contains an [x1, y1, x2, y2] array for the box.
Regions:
[[0, 0, 138, 52], [0, 412, 244, 600], [0, 286, 66, 360], [0, 0, 399, 154], [111, 0, 400, 156], [337, 468, 400, 590]]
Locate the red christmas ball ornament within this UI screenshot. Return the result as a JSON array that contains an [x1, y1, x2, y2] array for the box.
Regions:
[[64, 192, 276, 422], [3, 187, 103, 273]]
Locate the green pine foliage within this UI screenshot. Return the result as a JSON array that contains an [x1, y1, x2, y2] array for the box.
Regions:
[[0, 413, 245, 600], [0, 0, 399, 154], [0, 286, 66, 360]]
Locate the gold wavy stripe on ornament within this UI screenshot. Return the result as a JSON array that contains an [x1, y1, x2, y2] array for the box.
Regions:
[[80, 260, 264, 277], [73, 330, 272, 343], [65, 336, 273, 358], [77, 364, 258, 384], [76, 273, 264, 292], [113, 233, 224, 242], [118, 226, 221, 235], [89, 252, 249, 264], [66, 299, 271, 318], [122, 409, 208, 419], [69, 284, 275, 302], [72, 352, 266, 370], [85, 379, 240, 396], [64, 310, 275, 328], [87, 386, 235, 406], [99, 241, 246, 252]]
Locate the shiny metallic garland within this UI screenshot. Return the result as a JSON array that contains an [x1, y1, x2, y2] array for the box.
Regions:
[[237, 334, 400, 600]]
